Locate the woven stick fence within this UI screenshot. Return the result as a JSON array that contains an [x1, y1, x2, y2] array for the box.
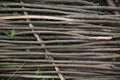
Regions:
[[0, 0, 120, 80]]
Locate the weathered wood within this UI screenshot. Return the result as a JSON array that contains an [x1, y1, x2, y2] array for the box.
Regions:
[[0, 0, 120, 80]]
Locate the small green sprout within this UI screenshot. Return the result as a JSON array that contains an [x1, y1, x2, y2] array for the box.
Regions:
[[2, 3, 8, 8], [112, 57, 116, 61], [25, 49, 30, 52], [35, 68, 42, 75], [45, 55, 49, 60], [4, 29, 15, 37], [13, 12, 19, 16]]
